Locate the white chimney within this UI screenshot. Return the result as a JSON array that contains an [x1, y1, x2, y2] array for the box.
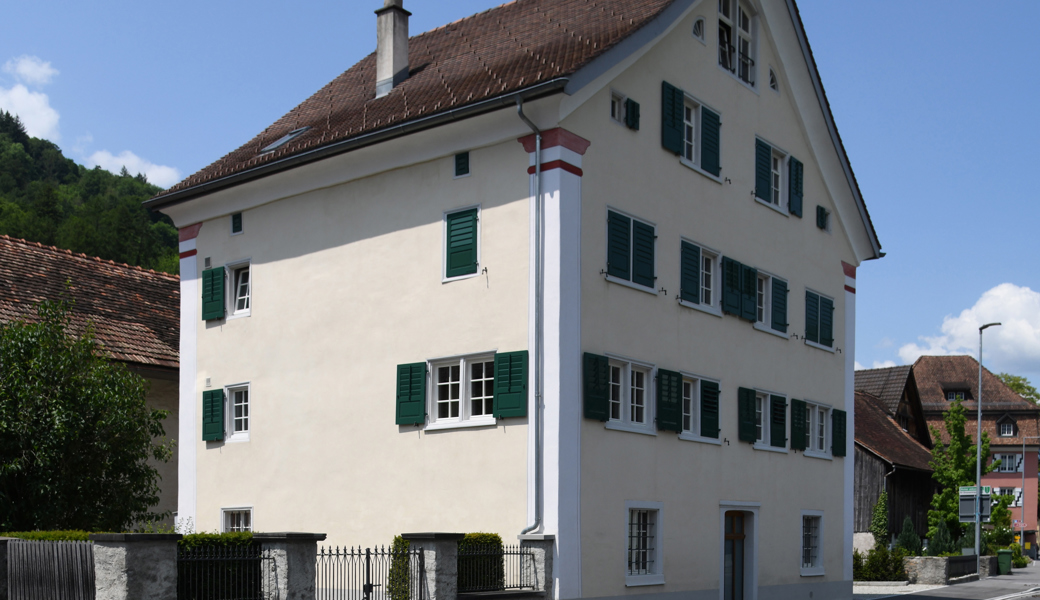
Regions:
[[375, 0, 410, 98]]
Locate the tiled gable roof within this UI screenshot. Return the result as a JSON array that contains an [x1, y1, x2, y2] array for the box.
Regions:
[[913, 355, 1036, 413], [153, 0, 675, 202], [0, 235, 179, 369], [855, 365, 912, 414], [855, 391, 932, 472]]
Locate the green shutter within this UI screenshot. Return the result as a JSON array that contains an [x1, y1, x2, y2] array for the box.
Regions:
[[656, 369, 682, 433], [790, 399, 807, 451], [231, 213, 242, 233], [680, 241, 701, 304], [701, 108, 721, 176], [740, 264, 758, 322], [701, 381, 720, 439], [832, 409, 847, 457], [631, 220, 655, 288], [722, 257, 742, 316], [583, 353, 610, 421], [493, 351, 528, 418], [770, 395, 787, 448], [201, 268, 225, 321], [446, 209, 478, 278], [816, 205, 828, 229], [788, 157, 803, 217], [737, 387, 757, 443], [455, 152, 470, 177], [755, 139, 772, 201], [625, 98, 640, 130], [396, 363, 427, 425], [202, 389, 224, 441], [771, 278, 788, 333], [661, 81, 684, 155], [607, 211, 631, 281], [820, 297, 835, 347], [805, 291, 820, 344]]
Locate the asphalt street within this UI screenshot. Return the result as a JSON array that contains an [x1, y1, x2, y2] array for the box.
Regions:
[[885, 561, 1040, 600]]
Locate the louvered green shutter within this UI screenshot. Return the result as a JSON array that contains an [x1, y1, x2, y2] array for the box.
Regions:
[[455, 152, 470, 177], [788, 157, 803, 217], [770, 395, 787, 448], [625, 98, 640, 130], [738, 387, 757, 443], [631, 220, 655, 288], [790, 399, 807, 450], [771, 278, 788, 333], [755, 139, 772, 201], [740, 264, 758, 322], [816, 206, 828, 229], [832, 409, 847, 457], [820, 297, 835, 347], [661, 81, 684, 155], [446, 209, 478, 278], [656, 369, 682, 432], [583, 353, 611, 421], [396, 363, 427, 425], [231, 213, 243, 234], [722, 257, 742, 316], [701, 381, 720, 439], [680, 241, 701, 304], [607, 211, 631, 281], [202, 389, 224, 441], [493, 351, 528, 418], [701, 108, 721, 176], [201, 268, 225, 321], [805, 291, 820, 344]]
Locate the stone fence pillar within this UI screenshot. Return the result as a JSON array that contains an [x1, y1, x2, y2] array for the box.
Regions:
[[89, 533, 182, 600], [254, 532, 327, 600], [401, 532, 465, 600], [518, 534, 554, 596]]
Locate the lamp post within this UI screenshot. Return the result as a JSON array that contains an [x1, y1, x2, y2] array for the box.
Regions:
[[976, 322, 1000, 570], [1021, 435, 1040, 555]]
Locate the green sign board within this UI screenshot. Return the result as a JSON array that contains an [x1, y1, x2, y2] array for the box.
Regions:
[[959, 486, 992, 494]]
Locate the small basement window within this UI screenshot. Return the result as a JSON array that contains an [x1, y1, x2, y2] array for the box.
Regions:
[[260, 127, 310, 153]]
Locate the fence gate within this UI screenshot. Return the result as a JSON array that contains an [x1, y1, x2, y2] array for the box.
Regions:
[[316, 546, 425, 600], [7, 539, 95, 600], [177, 543, 273, 600]]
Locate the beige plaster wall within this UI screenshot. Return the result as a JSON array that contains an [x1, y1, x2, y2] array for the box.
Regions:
[[192, 139, 532, 546], [146, 376, 179, 525]]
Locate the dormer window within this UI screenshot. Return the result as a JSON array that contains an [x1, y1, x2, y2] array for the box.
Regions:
[[947, 390, 966, 402], [718, 0, 755, 86], [998, 417, 1017, 437]]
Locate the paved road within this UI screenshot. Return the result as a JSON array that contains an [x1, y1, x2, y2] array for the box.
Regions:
[[891, 561, 1040, 600]]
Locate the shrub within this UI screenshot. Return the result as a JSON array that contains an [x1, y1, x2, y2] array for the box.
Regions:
[[894, 517, 922, 556], [177, 532, 259, 600], [179, 531, 253, 548], [856, 545, 908, 581], [870, 491, 889, 548], [0, 530, 92, 541], [388, 536, 411, 600], [1009, 543, 1029, 568], [852, 549, 865, 581], [927, 520, 956, 556], [458, 533, 504, 591]]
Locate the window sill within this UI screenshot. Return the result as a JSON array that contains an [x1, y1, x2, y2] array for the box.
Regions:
[[803, 450, 832, 461], [605, 421, 657, 436], [719, 66, 759, 95], [625, 574, 665, 587], [755, 197, 789, 216], [227, 311, 251, 321], [753, 322, 789, 339], [604, 274, 658, 296], [226, 433, 249, 443], [453, 173, 471, 180], [678, 299, 723, 317], [804, 340, 836, 353], [442, 271, 481, 284], [679, 432, 722, 445], [679, 158, 723, 184], [424, 418, 497, 431], [800, 567, 825, 577], [752, 443, 788, 454]]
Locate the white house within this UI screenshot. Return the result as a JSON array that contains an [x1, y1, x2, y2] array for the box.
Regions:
[[148, 1, 882, 598]]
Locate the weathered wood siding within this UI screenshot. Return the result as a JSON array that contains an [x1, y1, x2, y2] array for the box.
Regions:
[[855, 446, 887, 533], [855, 445, 935, 538]]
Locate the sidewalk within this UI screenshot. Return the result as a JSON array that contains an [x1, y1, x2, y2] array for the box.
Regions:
[[854, 560, 1040, 600]]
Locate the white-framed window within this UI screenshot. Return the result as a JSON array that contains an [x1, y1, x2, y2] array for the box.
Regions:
[[626, 501, 664, 586], [606, 358, 655, 435], [995, 453, 1022, 473], [683, 101, 698, 164], [947, 390, 966, 401], [752, 271, 788, 337], [802, 401, 831, 458], [718, 0, 756, 86], [678, 96, 721, 181], [222, 507, 253, 532], [679, 373, 722, 444], [999, 421, 1016, 437], [995, 487, 1023, 508], [611, 92, 626, 124], [769, 68, 779, 92], [679, 239, 721, 316], [225, 260, 251, 318], [752, 389, 788, 452], [225, 383, 250, 442], [693, 17, 706, 43], [427, 354, 496, 429], [800, 511, 824, 576]]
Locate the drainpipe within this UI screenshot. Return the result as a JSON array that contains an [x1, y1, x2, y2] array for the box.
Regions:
[[517, 96, 542, 535]]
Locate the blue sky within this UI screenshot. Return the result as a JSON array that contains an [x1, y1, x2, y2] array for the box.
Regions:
[[2, 1, 1038, 384]]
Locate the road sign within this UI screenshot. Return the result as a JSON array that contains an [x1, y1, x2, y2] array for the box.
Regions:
[[959, 486, 992, 494]]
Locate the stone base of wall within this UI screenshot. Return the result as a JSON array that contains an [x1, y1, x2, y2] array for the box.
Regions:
[[979, 556, 998, 578]]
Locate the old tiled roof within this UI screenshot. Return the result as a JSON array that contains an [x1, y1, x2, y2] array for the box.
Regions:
[[855, 391, 932, 472], [151, 0, 675, 201], [0, 235, 179, 369], [855, 365, 912, 415], [914, 355, 1037, 413]]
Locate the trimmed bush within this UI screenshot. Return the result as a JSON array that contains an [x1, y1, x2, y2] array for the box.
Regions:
[[458, 533, 505, 591], [856, 545, 908, 581], [927, 520, 956, 557], [894, 517, 922, 556], [1, 530, 92, 541], [179, 531, 253, 548], [388, 536, 411, 600], [870, 491, 889, 548]]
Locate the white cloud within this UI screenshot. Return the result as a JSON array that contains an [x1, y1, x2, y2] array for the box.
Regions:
[[3, 55, 59, 87], [898, 283, 1040, 377], [87, 150, 181, 188], [0, 83, 60, 141], [855, 361, 865, 371], [872, 360, 897, 369]]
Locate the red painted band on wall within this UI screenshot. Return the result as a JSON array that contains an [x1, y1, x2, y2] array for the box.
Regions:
[[518, 128, 591, 155], [845, 285, 856, 294], [842, 261, 857, 279], [180, 249, 198, 259], [179, 223, 203, 242], [527, 160, 583, 177]]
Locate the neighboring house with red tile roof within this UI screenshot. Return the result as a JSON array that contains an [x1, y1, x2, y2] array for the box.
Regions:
[[0, 234, 179, 523], [150, 1, 883, 597]]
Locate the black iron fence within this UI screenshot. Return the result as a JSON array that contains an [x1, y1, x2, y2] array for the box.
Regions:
[[7, 539, 95, 600], [457, 544, 534, 593], [177, 543, 272, 600], [316, 546, 425, 600]]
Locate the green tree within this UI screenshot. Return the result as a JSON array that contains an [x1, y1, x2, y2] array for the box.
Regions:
[[928, 520, 956, 556], [870, 490, 889, 548], [927, 399, 994, 542], [895, 516, 922, 556], [0, 295, 173, 531], [985, 494, 1015, 552], [997, 373, 1040, 404]]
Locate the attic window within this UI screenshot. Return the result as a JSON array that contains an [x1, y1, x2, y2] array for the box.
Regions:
[[693, 18, 705, 42], [769, 69, 778, 92], [946, 390, 968, 402], [261, 127, 310, 154]]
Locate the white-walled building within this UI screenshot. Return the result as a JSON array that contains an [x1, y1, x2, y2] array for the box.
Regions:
[[149, 1, 882, 598]]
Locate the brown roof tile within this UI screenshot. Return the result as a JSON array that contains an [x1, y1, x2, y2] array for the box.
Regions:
[[855, 365, 912, 414], [855, 391, 933, 472], [0, 236, 179, 369], [914, 355, 1037, 413]]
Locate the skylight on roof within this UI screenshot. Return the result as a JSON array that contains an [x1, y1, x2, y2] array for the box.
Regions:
[[260, 127, 310, 154]]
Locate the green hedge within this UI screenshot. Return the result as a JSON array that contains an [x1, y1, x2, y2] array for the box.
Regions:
[[179, 531, 253, 548], [458, 533, 505, 591], [1, 530, 93, 541]]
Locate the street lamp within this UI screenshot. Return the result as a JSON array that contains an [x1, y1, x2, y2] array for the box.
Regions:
[[976, 322, 1000, 570]]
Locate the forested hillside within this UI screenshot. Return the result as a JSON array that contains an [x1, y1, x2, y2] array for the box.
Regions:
[[0, 111, 178, 274]]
